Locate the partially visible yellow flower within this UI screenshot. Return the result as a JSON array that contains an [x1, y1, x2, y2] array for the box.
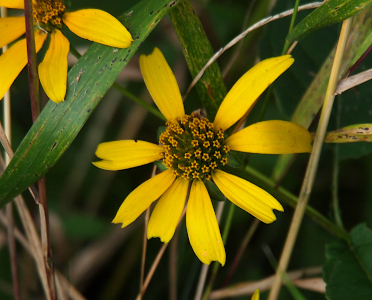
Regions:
[[252, 289, 260, 300], [0, 0, 133, 103], [94, 48, 312, 265]]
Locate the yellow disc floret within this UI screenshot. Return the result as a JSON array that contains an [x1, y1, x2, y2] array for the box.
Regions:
[[159, 113, 230, 181], [33, 0, 66, 32]]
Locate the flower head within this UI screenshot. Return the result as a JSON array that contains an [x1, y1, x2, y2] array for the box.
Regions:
[[0, 0, 133, 103], [94, 48, 312, 265]]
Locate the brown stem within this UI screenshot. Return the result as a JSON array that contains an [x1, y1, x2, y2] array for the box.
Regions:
[[23, 0, 55, 298], [23, 0, 40, 121], [348, 43, 372, 76]]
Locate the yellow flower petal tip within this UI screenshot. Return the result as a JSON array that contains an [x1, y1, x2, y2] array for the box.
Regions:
[[112, 169, 176, 228], [212, 170, 283, 224], [251, 289, 260, 300], [94, 140, 163, 171], [140, 48, 185, 121], [187, 181, 226, 266], [39, 30, 69, 103], [225, 120, 312, 154], [63, 9, 133, 48], [214, 55, 294, 132]]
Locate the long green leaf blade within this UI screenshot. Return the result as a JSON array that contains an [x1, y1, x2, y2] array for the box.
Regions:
[[0, 0, 179, 206]]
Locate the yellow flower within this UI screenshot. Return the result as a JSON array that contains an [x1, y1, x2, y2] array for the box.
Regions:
[[0, 0, 133, 103], [252, 289, 260, 300], [93, 48, 312, 265]]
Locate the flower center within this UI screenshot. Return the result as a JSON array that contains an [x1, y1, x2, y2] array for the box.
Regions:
[[159, 113, 230, 181], [33, 0, 66, 32]]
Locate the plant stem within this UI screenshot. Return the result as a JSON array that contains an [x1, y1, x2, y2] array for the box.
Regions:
[[24, 0, 55, 298], [268, 18, 353, 300], [282, 0, 301, 55], [24, 0, 40, 121]]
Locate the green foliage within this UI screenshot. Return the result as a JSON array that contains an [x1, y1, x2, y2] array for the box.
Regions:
[[169, 0, 227, 120], [287, 0, 372, 42], [1, 0, 372, 299], [324, 224, 372, 299]]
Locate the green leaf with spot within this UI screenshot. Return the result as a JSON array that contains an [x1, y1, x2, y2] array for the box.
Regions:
[[323, 223, 372, 299], [169, 0, 227, 121], [287, 0, 372, 42], [0, 0, 180, 207]]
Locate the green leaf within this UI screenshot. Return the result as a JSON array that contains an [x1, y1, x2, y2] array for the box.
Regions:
[[205, 179, 225, 202], [0, 0, 180, 207], [350, 27, 372, 66], [287, 0, 372, 42], [325, 124, 372, 143], [169, 0, 227, 121], [226, 151, 244, 168], [323, 223, 372, 299]]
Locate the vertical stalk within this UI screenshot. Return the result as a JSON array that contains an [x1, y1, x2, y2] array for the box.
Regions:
[[268, 18, 353, 300], [332, 100, 343, 228], [23, 0, 55, 299], [23, 0, 40, 120], [282, 0, 301, 55]]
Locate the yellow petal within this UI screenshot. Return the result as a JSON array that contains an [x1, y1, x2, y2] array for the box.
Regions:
[[62, 9, 133, 48], [186, 180, 226, 266], [0, 30, 46, 101], [213, 55, 294, 132], [38, 30, 69, 103], [225, 120, 312, 154], [251, 289, 260, 300], [0, 17, 26, 48], [212, 170, 283, 224], [112, 169, 176, 227], [140, 48, 185, 122], [93, 140, 163, 171], [147, 177, 189, 242], [0, 0, 24, 9]]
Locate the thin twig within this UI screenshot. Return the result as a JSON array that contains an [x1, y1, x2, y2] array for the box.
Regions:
[[137, 178, 192, 300], [335, 68, 372, 94], [183, 2, 323, 101], [209, 267, 322, 299], [139, 166, 157, 300], [221, 0, 257, 78], [0, 208, 87, 300], [169, 227, 180, 300], [268, 18, 354, 300], [136, 206, 188, 300]]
